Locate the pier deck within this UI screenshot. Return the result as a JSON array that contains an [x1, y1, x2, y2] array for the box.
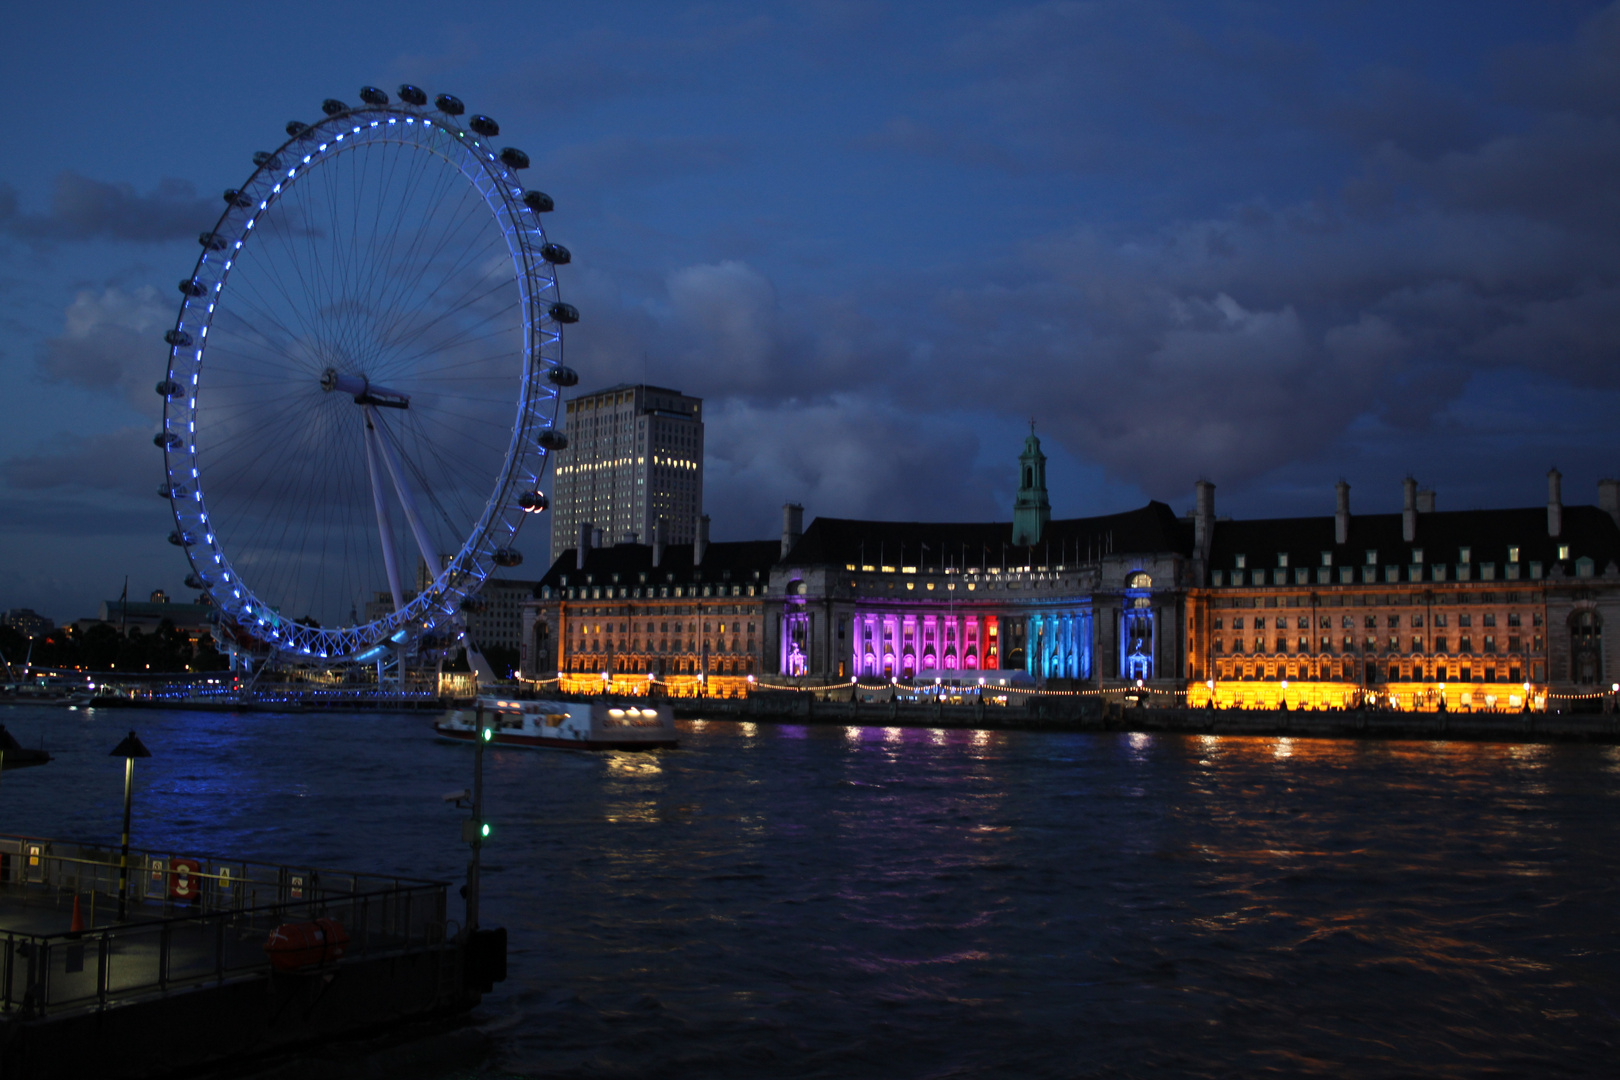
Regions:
[[0, 835, 493, 1079]]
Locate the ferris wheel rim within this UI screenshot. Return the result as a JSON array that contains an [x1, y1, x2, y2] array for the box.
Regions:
[[157, 93, 570, 663]]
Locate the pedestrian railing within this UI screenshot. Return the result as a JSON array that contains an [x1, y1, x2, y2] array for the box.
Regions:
[[0, 835, 450, 1017]]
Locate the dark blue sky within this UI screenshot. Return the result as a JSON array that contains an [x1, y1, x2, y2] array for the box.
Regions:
[[3, 1, 1619, 621]]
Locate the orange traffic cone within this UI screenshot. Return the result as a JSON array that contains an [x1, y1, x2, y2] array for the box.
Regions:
[[70, 894, 84, 935]]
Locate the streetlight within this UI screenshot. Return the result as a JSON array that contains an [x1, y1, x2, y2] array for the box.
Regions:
[[110, 730, 151, 921]]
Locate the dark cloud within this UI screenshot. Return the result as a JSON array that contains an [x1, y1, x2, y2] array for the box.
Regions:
[[0, 172, 217, 244], [704, 396, 1007, 539], [4, 426, 159, 494], [35, 286, 170, 408]]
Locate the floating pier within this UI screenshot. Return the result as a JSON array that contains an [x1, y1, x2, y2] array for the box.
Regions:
[[0, 834, 503, 1079]]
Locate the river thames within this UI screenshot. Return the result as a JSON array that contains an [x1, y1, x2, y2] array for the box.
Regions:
[[2, 704, 1617, 1078]]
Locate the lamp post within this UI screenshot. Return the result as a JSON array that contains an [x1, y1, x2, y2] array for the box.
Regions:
[[110, 730, 151, 921]]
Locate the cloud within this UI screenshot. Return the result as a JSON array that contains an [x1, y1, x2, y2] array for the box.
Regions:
[[666, 261, 781, 388], [704, 396, 1006, 539], [0, 172, 216, 243], [4, 425, 160, 495], [37, 286, 171, 407]]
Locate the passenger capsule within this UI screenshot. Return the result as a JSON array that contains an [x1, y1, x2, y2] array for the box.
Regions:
[[492, 548, 523, 568], [538, 430, 569, 451], [522, 190, 554, 213], [359, 86, 389, 106], [159, 481, 188, 500], [168, 530, 196, 547], [518, 490, 549, 513], [164, 329, 193, 348], [222, 188, 252, 207], [178, 279, 206, 297], [155, 379, 181, 398], [434, 93, 465, 116], [252, 151, 280, 169], [285, 120, 310, 137], [199, 232, 227, 251], [398, 84, 428, 106], [184, 573, 206, 590], [499, 147, 529, 169], [155, 432, 183, 450], [548, 302, 579, 324], [321, 98, 348, 116], [469, 115, 500, 137], [546, 365, 579, 387], [540, 243, 570, 265]]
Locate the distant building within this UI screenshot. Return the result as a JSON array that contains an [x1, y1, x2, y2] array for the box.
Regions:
[[98, 599, 213, 638], [0, 609, 53, 638], [464, 578, 538, 652], [550, 384, 704, 556], [521, 438, 1620, 712]]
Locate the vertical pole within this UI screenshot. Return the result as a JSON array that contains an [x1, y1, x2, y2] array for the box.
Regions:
[[117, 757, 133, 920], [467, 702, 484, 934]]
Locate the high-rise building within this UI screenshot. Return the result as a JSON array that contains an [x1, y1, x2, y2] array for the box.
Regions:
[[550, 384, 704, 554]]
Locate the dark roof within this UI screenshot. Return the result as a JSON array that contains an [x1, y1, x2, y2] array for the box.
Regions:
[[1209, 504, 1620, 572], [574, 382, 690, 400], [536, 539, 780, 593], [781, 502, 1192, 568]]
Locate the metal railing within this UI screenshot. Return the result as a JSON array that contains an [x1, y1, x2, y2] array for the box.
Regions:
[[0, 835, 450, 1017]]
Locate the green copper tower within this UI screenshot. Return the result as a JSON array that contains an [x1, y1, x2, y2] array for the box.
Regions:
[[1011, 424, 1051, 546]]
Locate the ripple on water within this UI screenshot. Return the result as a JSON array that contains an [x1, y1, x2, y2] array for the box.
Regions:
[[2, 709, 1618, 1077]]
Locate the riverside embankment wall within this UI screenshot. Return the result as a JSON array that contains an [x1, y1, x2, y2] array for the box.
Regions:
[[672, 692, 1620, 744]]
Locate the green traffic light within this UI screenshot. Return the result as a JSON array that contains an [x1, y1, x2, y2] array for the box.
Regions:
[[481, 727, 493, 742], [480, 822, 491, 838]]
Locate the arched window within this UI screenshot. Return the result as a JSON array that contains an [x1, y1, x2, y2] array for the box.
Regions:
[[1126, 571, 1152, 589]]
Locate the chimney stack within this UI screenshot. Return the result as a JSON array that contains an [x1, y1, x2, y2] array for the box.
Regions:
[[1600, 479, 1620, 528], [1548, 468, 1563, 538], [1402, 476, 1418, 543], [1334, 481, 1351, 546], [1417, 489, 1435, 514], [695, 514, 710, 566], [652, 518, 666, 568], [1193, 480, 1215, 560], [576, 522, 593, 570], [591, 526, 604, 550], [781, 503, 804, 560]]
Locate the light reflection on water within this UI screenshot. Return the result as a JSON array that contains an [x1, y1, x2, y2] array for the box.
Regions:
[[1, 705, 1617, 1077]]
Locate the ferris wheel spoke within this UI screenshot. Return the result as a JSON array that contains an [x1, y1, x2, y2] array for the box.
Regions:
[[369, 182, 497, 347]]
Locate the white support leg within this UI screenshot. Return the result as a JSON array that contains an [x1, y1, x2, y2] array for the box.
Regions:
[[364, 412, 406, 612], [366, 406, 443, 585]]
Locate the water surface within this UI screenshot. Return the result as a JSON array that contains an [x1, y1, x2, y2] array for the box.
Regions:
[[3, 705, 1616, 1078]]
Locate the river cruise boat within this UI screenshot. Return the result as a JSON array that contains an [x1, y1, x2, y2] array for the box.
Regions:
[[436, 696, 678, 750]]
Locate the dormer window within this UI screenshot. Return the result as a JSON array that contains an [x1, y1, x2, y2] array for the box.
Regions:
[[1365, 550, 1378, 565], [1277, 553, 1289, 568], [1558, 544, 1571, 560], [1412, 548, 1424, 564], [1320, 552, 1333, 566], [1234, 554, 1246, 569], [1459, 547, 1471, 564], [1508, 546, 1520, 563]]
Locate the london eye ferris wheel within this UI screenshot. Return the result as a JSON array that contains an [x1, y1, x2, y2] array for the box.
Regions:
[[156, 85, 577, 666]]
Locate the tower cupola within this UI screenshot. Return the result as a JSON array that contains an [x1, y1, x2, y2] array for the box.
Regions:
[[1011, 424, 1051, 546]]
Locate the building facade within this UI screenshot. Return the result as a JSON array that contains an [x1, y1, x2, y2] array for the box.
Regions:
[[522, 435, 1620, 710], [549, 384, 704, 555], [522, 519, 776, 697]]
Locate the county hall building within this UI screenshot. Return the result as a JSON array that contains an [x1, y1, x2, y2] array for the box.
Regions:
[[520, 431, 1620, 710]]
